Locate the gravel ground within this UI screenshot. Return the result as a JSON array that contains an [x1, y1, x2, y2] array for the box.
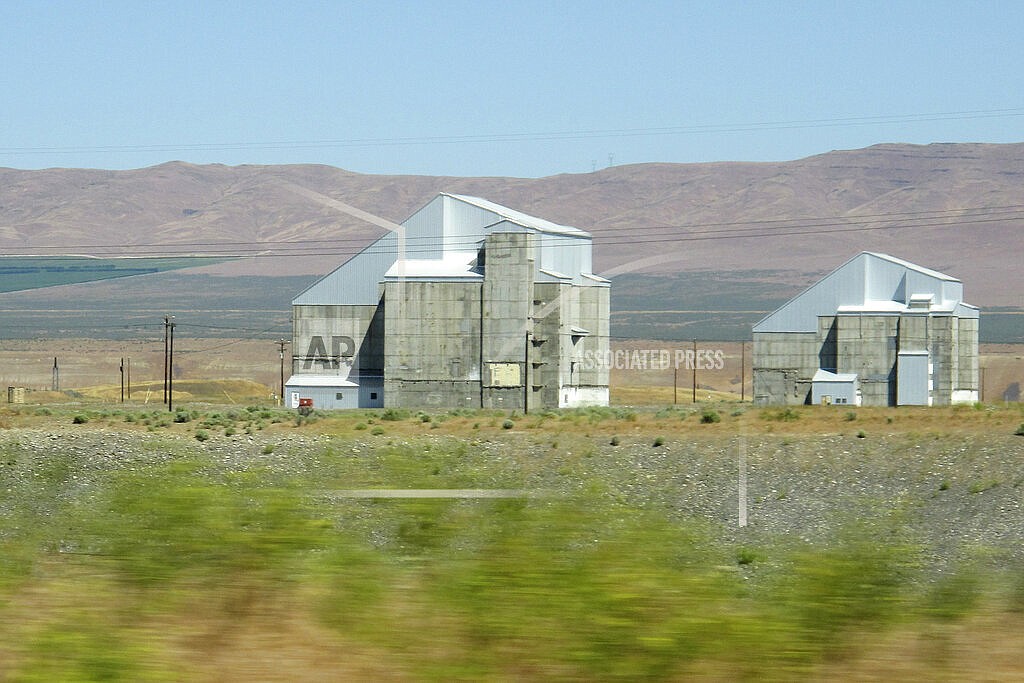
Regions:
[[2, 424, 1022, 577]]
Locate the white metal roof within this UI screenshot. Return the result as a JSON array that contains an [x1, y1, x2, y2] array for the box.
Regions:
[[284, 375, 359, 388], [444, 193, 590, 237], [812, 369, 859, 383], [864, 252, 959, 282], [837, 299, 960, 314], [836, 300, 908, 313], [384, 251, 481, 279]]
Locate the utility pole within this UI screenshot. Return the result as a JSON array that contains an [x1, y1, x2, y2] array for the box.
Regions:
[[120, 357, 125, 403], [52, 357, 59, 392], [127, 358, 131, 400], [277, 339, 289, 407], [740, 341, 746, 402], [692, 339, 697, 404], [163, 315, 170, 405], [168, 319, 176, 412], [673, 366, 678, 405]]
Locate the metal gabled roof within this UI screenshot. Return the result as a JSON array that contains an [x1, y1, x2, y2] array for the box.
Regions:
[[753, 251, 977, 333], [294, 193, 597, 306], [863, 252, 959, 282], [444, 193, 590, 237]]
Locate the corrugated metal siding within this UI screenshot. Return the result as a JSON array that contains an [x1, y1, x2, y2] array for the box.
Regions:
[[293, 232, 398, 305], [536, 233, 592, 284], [283, 383, 360, 410], [284, 376, 383, 409], [401, 196, 445, 257], [754, 253, 868, 333], [897, 351, 930, 405], [811, 379, 858, 405], [443, 195, 503, 249]]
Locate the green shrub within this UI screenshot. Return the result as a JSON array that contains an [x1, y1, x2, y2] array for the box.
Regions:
[[610, 435, 620, 446], [761, 407, 800, 422], [856, 430, 866, 439], [653, 436, 665, 447], [381, 408, 409, 422], [736, 547, 763, 566], [72, 414, 89, 424], [968, 479, 1000, 494], [194, 429, 209, 442], [700, 409, 720, 424], [1015, 423, 1024, 437], [371, 426, 385, 436], [502, 419, 515, 430], [262, 444, 275, 455], [844, 411, 857, 422], [354, 422, 367, 431]]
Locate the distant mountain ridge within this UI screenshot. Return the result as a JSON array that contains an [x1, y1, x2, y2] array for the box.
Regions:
[[2, 142, 1023, 305]]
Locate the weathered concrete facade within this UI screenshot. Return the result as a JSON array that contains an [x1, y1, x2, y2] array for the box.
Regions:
[[287, 194, 609, 410], [753, 252, 979, 407]]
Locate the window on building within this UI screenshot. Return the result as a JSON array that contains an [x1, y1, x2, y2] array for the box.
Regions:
[[370, 392, 378, 400], [336, 392, 344, 400]]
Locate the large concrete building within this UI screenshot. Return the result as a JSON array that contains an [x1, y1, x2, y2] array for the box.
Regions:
[[753, 252, 979, 407], [285, 193, 610, 410]]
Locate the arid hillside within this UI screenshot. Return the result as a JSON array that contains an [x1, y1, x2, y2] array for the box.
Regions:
[[2, 142, 1023, 305]]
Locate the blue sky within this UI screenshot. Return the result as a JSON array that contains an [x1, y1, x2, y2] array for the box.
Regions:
[[2, 1, 1023, 177]]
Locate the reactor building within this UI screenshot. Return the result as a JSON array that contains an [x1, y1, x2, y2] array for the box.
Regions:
[[285, 193, 610, 410], [753, 252, 979, 407]]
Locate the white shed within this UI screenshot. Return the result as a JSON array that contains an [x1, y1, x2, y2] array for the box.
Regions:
[[283, 375, 382, 410], [811, 369, 861, 406]]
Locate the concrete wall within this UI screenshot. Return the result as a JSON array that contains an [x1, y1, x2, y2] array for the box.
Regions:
[[481, 232, 534, 412], [531, 281, 565, 409], [574, 283, 611, 395], [756, 312, 979, 407], [956, 317, 979, 400], [383, 280, 483, 409], [292, 303, 384, 377], [753, 332, 819, 405], [837, 314, 897, 406]]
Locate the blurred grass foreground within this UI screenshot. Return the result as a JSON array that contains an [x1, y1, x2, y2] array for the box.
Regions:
[[2, 414, 1024, 680]]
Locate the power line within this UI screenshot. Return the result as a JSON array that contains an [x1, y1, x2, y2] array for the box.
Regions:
[[3, 108, 1024, 157], [2, 203, 1022, 259], [2, 202, 1022, 254]]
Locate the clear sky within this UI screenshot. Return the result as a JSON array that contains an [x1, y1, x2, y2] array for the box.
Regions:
[[2, 1, 1023, 177]]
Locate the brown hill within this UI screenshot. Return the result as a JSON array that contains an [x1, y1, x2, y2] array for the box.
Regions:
[[1, 142, 1022, 305]]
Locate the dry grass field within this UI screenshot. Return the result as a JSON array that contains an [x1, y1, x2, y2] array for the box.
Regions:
[[2, 338, 1019, 407]]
